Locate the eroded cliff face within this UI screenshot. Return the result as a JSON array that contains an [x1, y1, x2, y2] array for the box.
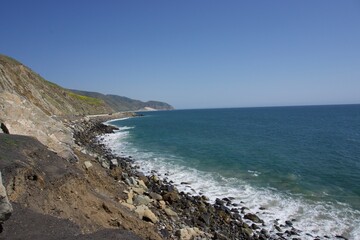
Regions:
[[0, 55, 113, 161], [0, 91, 76, 161]]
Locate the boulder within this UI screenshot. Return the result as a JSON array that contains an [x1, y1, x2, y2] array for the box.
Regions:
[[0, 172, 12, 226], [126, 177, 137, 186], [109, 167, 122, 180], [120, 202, 136, 211], [137, 179, 148, 190], [164, 208, 178, 219], [162, 191, 179, 203], [131, 187, 145, 195], [133, 195, 152, 206], [158, 200, 166, 209], [244, 213, 263, 223], [175, 227, 205, 240], [0, 123, 9, 134], [241, 226, 253, 237], [149, 192, 162, 201], [110, 159, 118, 168], [84, 161, 93, 170], [101, 160, 110, 169], [135, 205, 158, 223], [125, 190, 134, 204]]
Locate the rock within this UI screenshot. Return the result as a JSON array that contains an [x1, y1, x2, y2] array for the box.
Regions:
[[126, 190, 134, 204], [129, 177, 137, 186], [84, 161, 93, 169], [137, 175, 149, 184], [275, 225, 282, 232], [135, 205, 158, 223], [285, 220, 293, 227], [335, 236, 348, 240], [151, 175, 159, 183], [260, 229, 270, 238], [214, 232, 229, 240], [131, 187, 145, 195], [244, 213, 263, 223], [222, 197, 231, 203], [137, 179, 148, 190], [164, 208, 178, 219], [120, 202, 136, 211], [215, 198, 225, 206], [251, 223, 260, 230], [158, 200, 166, 209], [0, 123, 9, 134], [102, 202, 112, 213], [149, 192, 162, 201], [133, 195, 152, 206], [0, 172, 12, 226], [101, 160, 110, 169], [159, 228, 170, 238], [58, 149, 79, 163], [163, 191, 179, 203], [241, 226, 253, 237], [175, 227, 204, 240], [110, 159, 118, 168], [199, 213, 211, 225], [121, 172, 129, 180], [109, 167, 122, 180]]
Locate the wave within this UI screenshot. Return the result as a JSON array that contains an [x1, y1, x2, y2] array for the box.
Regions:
[[104, 117, 132, 126], [100, 130, 360, 240]]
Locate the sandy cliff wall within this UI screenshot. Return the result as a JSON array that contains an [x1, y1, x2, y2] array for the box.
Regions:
[[0, 55, 109, 161], [0, 91, 76, 161]]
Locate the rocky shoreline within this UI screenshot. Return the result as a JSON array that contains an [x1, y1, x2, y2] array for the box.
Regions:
[[1, 113, 347, 239], [70, 114, 310, 240]]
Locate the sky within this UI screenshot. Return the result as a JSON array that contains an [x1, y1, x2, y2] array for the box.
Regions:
[[1, 0, 360, 109]]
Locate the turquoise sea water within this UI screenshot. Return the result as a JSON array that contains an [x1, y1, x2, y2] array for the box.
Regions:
[[103, 105, 360, 239]]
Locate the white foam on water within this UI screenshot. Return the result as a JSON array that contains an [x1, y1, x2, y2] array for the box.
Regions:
[[248, 170, 261, 177], [105, 117, 131, 125], [100, 130, 360, 240]]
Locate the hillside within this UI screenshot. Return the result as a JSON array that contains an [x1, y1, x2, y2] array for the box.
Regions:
[[0, 54, 173, 115], [0, 54, 173, 161], [70, 90, 174, 111], [0, 55, 112, 116]]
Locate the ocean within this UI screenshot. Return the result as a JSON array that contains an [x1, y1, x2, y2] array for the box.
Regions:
[[102, 105, 360, 239]]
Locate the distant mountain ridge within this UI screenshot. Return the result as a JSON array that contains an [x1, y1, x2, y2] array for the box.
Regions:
[[69, 90, 174, 112]]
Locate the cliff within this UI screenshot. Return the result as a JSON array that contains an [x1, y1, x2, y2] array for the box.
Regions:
[[0, 54, 173, 161]]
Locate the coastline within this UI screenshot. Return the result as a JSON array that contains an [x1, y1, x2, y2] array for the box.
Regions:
[[95, 114, 356, 240], [76, 114, 311, 240], [1, 112, 351, 239]]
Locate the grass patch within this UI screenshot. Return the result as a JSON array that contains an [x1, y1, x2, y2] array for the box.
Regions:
[[67, 91, 103, 106]]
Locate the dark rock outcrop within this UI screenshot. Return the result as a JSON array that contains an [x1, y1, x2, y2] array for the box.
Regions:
[[0, 124, 9, 134]]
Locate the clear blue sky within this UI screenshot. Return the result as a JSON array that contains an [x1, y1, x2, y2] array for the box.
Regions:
[[1, 0, 360, 109]]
